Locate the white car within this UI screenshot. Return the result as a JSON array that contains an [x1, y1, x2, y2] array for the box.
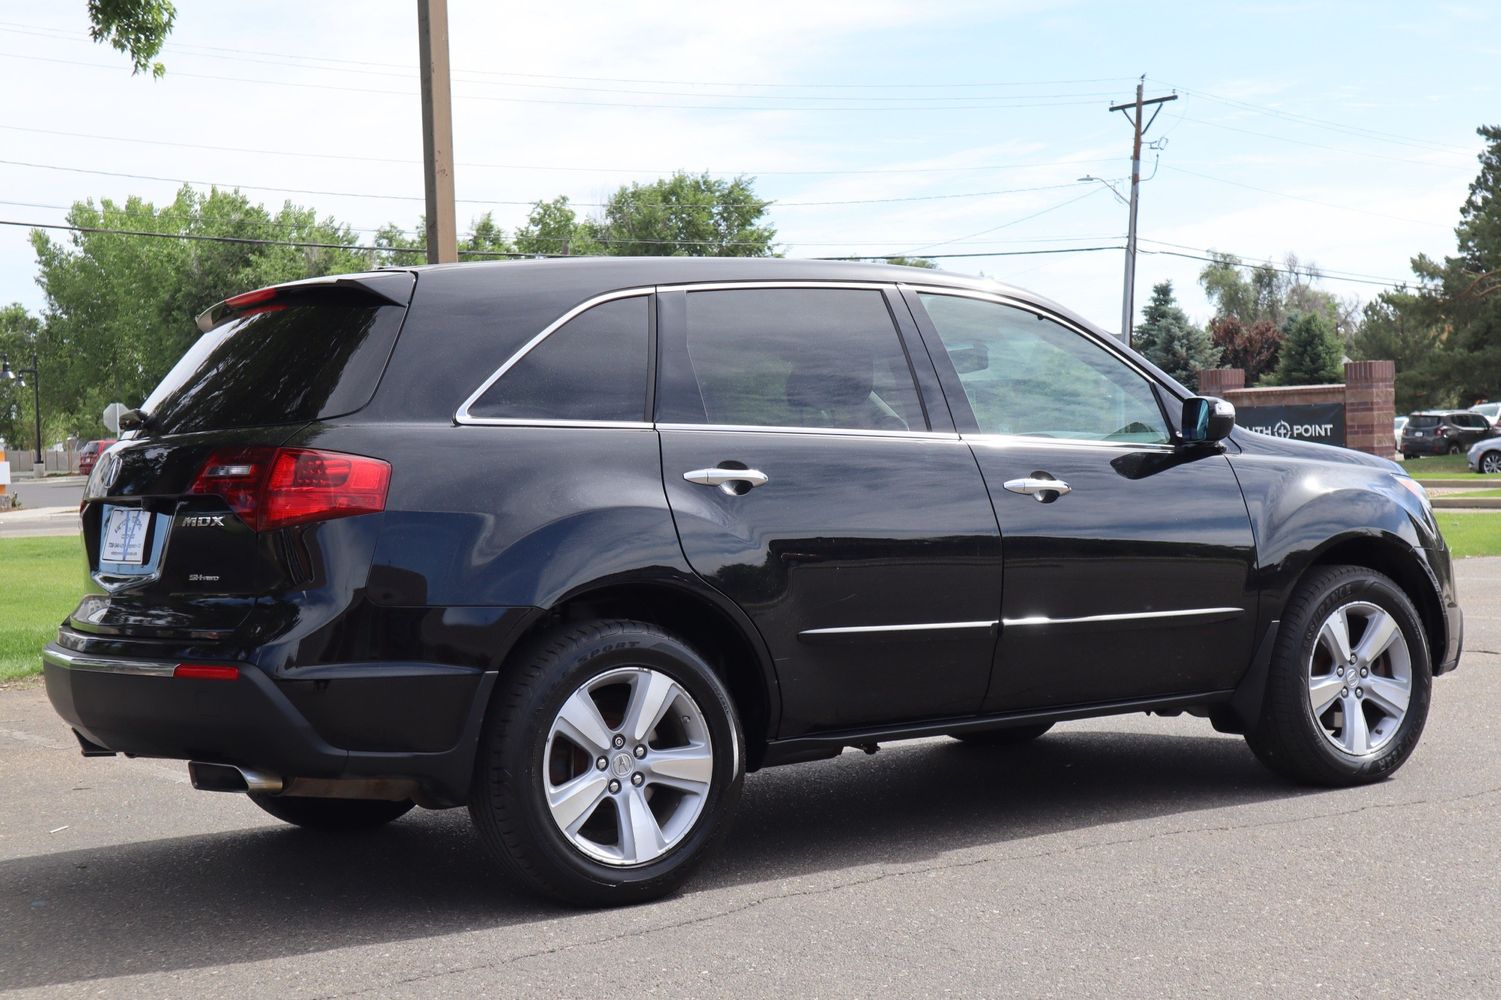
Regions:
[[1470, 402, 1501, 425], [1468, 435, 1501, 473]]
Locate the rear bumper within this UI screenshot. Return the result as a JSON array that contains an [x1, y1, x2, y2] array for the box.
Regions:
[[1401, 438, 1450, 455], [42, 645, 495, 806]]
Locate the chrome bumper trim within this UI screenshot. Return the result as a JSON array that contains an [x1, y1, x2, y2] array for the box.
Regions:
[[42, 646, 178, 678]]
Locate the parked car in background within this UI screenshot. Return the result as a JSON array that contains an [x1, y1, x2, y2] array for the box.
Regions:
[[1469, 402, 1501, 426], [76, 439, 116, 477], [1468, 435, 1501, 473], [1394, 415, 1408, 445], [43, 260, 1462, 906], [1401, 411, 1493, 458]]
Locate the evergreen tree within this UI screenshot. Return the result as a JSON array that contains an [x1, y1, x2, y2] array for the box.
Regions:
[[1133, 281, 1221, 387], [1274, 312, 1344, 385]]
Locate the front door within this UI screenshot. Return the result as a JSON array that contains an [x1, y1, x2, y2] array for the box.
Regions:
[[907, 289, 1259, 711], [655, 284, 1004, 736]]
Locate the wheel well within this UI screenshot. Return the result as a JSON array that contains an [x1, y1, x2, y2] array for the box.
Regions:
[[510, 583, 773, 768], [1308, 535, 1446, 666]]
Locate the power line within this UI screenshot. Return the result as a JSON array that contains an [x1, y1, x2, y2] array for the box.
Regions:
[[0, 51, 1115, 113], [1138, 245, 1406, 289], [0, 122, 1122, 177], [0, 20, 1130, 91], [1165, 165, 1453, 229], [1135, 238, 1411, 285], [1177, 114, 1473, 168], [896, 187, 1109, 255], [820, 245, 1125, 261]]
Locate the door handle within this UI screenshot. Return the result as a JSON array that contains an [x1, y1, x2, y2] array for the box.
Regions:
[[684, 467, 770, 494], [1003, 476, 1071, 502]]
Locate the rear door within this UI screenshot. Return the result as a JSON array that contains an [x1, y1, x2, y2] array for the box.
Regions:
[[906, 288, 1259, 711], [656, 284, 1004, 736], [76, 274, 413, 639]]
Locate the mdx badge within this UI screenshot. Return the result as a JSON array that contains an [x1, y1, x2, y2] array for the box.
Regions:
[[181, 515, 227, 528]]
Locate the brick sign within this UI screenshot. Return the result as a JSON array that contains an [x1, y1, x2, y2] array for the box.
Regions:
[[1236, 403, 1347, 447]]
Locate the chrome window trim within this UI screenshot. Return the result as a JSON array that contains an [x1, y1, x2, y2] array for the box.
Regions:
[[657, 422, 960, 442], [42, 646, 180, 678], [800, 620, 998, 637], [1002, 607, 1244, 628], [456, 279, 925, 430], [455, 286, 655, 426], [963, 433, 1176, 454]]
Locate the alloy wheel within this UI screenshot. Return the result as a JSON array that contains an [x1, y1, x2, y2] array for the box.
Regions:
[[1306, 601, 1412, 756], [543, 666, 715, 866], [1483, 452, 1501, 474]]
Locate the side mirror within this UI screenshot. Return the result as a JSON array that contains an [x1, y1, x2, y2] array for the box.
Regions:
[[1181, 395, 1235, 445], [949, 342, 989, 375]]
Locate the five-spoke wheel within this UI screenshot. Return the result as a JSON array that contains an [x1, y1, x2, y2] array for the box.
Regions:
[[1247, 565, 1431, 786], [469, 620, 742, 905]]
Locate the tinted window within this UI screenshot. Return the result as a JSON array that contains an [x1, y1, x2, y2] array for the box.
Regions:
[[919, 293, 1170, 444], [658, 288, 924, 431], [1409, 415, 1440, 428], [142, 300, 406, 435], [469, 295, 649, 422]]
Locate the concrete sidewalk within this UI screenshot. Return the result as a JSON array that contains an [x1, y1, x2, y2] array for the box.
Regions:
[[0, 505, 81, 538]]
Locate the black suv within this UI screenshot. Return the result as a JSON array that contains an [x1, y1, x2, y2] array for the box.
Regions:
[[44, 259, 1461, 905], [1400, 410, 1493, 458]]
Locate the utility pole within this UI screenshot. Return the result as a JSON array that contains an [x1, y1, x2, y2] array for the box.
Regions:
[[1109, 77, 1176, 347], [417, 0, 458, 264]]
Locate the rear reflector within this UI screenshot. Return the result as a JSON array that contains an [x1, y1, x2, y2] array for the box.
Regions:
[[188, 447, 391, 532], [173, 664, 240, 681]]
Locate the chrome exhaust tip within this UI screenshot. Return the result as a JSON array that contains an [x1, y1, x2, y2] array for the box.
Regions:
[[188, 761, 283, 794]]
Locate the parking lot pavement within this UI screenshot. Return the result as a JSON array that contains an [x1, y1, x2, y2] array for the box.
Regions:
[[3, 565, 1499, 1000]]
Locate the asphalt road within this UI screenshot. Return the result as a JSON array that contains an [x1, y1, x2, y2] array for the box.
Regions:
[[2, 561, 1499, 999]]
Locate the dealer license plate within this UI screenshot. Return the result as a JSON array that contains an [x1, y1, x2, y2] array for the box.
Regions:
[[101, 506, 150, 565]]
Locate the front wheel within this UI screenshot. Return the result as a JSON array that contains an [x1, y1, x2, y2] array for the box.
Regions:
[[1482, 451, 1501, 474], [469, 620, 743, 906], [1245, 565, 1431, 786]]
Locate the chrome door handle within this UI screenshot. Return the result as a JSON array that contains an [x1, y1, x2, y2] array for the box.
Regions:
[[683, 467, 770, 493], [1003, 476, 1071, 501]]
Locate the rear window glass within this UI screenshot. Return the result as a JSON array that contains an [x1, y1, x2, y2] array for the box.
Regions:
[[141, 299, 406, 435], [467, 295, 649, 422], [1408, 415, 1441, 428]]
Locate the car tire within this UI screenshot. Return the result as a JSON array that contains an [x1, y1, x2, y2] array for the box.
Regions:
[[469, 619, 744, 906], [950, 722, 1054, 746], [249, 795, 415, 831], [1245, 565, 1431, 787], [1482, 452, 1501, 474]]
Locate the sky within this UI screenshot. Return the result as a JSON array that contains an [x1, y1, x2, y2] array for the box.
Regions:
[[0, 0, 1494, 335]]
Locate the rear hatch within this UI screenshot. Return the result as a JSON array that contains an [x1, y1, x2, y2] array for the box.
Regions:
[[1403, 415, 1441, 439], [73, 272, 414, 642]]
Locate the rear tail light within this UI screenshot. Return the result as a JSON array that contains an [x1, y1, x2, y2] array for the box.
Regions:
[[188, 447, 390, 531], [173, 664, 240, 681]]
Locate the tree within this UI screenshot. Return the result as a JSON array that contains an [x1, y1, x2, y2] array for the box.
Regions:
[[87, 0, 176, 77], [1274, 312, 1344, 386], [876, 256, 936, 269], [513, 197, 603, 256], [0, 305, 41, 451], [30, 187, 372, 435], [589, 172, 777, 257], [1350, 290, 1444, 411], [1209, 315, 1283, 385], [1133, 281, 1220, 386]]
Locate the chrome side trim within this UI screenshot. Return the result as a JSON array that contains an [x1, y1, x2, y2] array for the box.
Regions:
[[965, 433, 1176, 454], [1002, 607, 1244, 627], [456, 418, 654, 430], [800, 620, 998, 637], [455, 286, 655, 426], [42, 646, 178, 678], [658, 423, 960, 441]]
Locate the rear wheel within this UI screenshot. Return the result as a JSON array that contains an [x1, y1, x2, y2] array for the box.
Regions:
[[249, 795, 414, 831], [950, 722, 1054, 746], [1448, 442, 1462, 454], [1245, 565, 1431, 786], [469, 620, 743, 906]]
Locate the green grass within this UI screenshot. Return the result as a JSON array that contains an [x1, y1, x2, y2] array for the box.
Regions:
[[1447, 488, 1501, 498], [0, 536, 83, 681], [1436, 512, 1501, 558], [1402, 453, 1489, 480]]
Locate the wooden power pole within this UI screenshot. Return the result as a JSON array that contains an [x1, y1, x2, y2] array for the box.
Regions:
[[1109, 78, 1176, 347], [417, 0, 458, 264]]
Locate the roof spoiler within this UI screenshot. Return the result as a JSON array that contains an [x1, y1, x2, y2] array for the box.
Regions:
[[195, 271, 415, 334]]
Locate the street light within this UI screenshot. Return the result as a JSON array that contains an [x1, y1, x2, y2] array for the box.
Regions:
[[0, 350, 42, 465]]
